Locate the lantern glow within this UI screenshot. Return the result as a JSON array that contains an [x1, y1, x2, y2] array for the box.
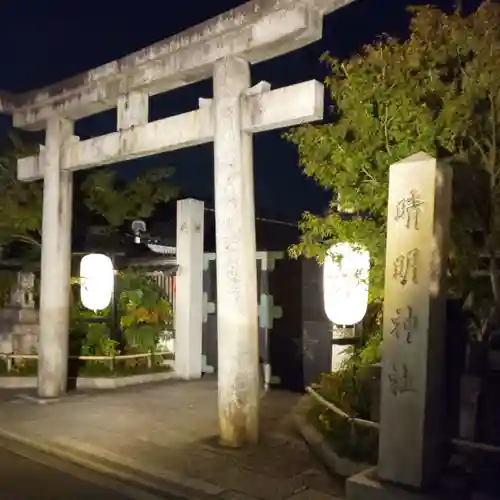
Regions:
[[323, 242, 370, 326], [79, 253, 114, 311]]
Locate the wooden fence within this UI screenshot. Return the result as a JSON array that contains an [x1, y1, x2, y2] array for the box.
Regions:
[[146, 271, 176, 310]]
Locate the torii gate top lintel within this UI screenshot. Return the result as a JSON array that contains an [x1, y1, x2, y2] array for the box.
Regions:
[[0, 0, 354, 130]]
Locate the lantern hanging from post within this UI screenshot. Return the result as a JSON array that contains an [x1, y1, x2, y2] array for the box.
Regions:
[[80, 253, 114, 311], [323, 242, 370, 326]]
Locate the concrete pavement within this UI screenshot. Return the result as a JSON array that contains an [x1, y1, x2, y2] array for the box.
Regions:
[[0, 434, 176, 499], [0, 377, 344, 500]]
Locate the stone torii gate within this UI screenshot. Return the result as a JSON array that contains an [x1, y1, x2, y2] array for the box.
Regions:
[[0, 0, 354, 446]]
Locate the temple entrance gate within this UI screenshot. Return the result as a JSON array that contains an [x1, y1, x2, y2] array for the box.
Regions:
[[3, 0, 354, 446]]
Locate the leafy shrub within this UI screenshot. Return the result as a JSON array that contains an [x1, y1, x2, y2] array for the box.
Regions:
[[309, 366, 379, 465], [307, 306, 382, 465], [63, 269, 175, 377]]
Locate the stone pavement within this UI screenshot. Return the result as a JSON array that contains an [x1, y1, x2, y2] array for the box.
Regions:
[[0, 377, 344, 500]]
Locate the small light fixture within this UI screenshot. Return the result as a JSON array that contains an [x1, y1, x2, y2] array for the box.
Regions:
[[131, 220, 147, 244]]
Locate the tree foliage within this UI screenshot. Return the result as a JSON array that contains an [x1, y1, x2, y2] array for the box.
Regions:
[[0, 132, 43, 248], [0, 132, 178, 255], [286, 2, 500, 312], [81, 167, 178, 228]]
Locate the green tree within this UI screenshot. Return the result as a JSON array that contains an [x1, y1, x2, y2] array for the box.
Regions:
[[0, 132, 43, 250], [286, 2, 500, 323], [0, 131, 178, 256], [81, 167, 178, 229]]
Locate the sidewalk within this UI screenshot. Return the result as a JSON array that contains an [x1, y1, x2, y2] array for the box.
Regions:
[[0, 377, 344, 500]]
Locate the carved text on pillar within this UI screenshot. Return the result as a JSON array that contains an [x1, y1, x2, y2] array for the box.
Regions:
[[395, 189, 424, 230], [387, 362, 416, 396], [390, 305, 418, 344], [393, 248, 419, 286]]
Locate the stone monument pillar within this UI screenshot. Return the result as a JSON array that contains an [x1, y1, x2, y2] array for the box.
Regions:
[[377, 152, 451, 489], [347, 152, 452, 499]]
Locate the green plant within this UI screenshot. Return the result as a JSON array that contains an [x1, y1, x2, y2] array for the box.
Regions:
[[117, 270, 174, 353], [308, 367, 378, 464], [0, 131, 178, 268], [286, 2, 500, 323], [79, 323, 119, 357], [69, 269, 174, 357], [309, 403, 378, 465], [307, 311, 383, 465], [81, 168, 178, 229]]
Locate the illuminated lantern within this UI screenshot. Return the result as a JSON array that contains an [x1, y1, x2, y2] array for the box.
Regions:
[[323, 242, 370, 326], [79, 253, 114, 311]]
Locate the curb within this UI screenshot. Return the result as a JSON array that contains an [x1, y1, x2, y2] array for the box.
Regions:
[[293, 411, 370, 478], [0, 427, 224, 500], [0, 370, 177, 390]]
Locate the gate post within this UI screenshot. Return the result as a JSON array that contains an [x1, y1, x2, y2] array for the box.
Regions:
[[38, 117, 75, 399], [174, 198, 205, 379]]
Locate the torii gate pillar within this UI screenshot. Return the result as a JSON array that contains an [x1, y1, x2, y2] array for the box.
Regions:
[[38, 118, 74, 398], [214, 57, 259, 446]]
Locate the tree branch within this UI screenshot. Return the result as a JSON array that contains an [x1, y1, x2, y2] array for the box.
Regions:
[[360, 165, 378, 185], [470, 136, 489, 169], [487, 93, 500, 312], [489, 93, 497, 185], [384, 106, 391, 155], [11, 235, 41, 247]]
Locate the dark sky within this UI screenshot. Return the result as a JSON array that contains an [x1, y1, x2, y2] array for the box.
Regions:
[[0, 0, 457, 221]]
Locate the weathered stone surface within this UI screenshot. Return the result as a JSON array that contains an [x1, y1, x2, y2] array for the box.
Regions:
[[0, 307, 38, 325], [213, 56, 260, 447], [17, 80, 323, 181], [37, 117, 74, 399], [11, 325, 38, 353], [0, 272, 39, 356], [9, 272, 35, 308], [378, 152, 452, 489], [0, 0, 353, 129], [175, 199, 205, 380]]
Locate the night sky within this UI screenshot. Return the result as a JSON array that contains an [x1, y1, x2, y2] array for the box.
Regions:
[[0, 0, 458, 221]]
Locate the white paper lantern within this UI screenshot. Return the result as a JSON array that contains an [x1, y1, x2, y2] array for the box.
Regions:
[[323, 242, 370, 326], [80, 253, 114, 311]]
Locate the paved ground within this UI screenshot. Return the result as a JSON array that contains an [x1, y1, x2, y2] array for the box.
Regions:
[[0, 377, 344, 500], [0, 436, 173, 499]]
